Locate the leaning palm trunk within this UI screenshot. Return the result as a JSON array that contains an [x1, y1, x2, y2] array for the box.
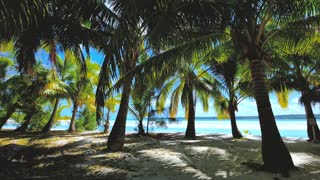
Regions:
[[107, 80, 132, 152], [0, 106, 16, 130], [15, 108, 36, 132], [41, 98, 60, 133], [68, 102, 78, 133], [302, 98, 320, 142], [228, 104, 242, 139], [185, 90, 196, 139], [249, 58, 294, 172]]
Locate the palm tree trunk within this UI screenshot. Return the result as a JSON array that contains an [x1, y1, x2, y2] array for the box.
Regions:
[[104, 110, 110, 134], [302, 98, 320, 142], [146, 118, 150, 134], [249, 59, 294, 172], [138, 118, 146, 136], [146, 105, 151, 134], [68, 102, 78, 133], [15, 108, 36, 132], [229, 104, 242, 139], [185, 90, 196, 139], [107, 81, 131, 152], [0, 106, 16, 130], [41, 98, 60, 133]]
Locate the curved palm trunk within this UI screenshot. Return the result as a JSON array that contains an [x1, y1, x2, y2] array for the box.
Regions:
[[229, 104, 242, 139], [107, 81, 131, 152], [249, 59, 294, 172], [15, 108, 36, 132], [185, 90, 196, 139], [0, 106, 16, 130], [41, 98, 60, 133], [302, 99, 320, 142], [68, 102, 78, 133]]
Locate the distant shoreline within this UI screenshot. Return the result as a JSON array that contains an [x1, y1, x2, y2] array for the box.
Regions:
[[3, 117, 310, 138], [143, 114, 319, 120], [6, 114, 317, 123]]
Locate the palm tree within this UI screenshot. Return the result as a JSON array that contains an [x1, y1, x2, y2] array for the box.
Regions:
[[41, 47, 97, 133], [102, 39, 142, 151], [40, 68, 69, 133], [8, 0, 107, 73], [0, 42, 17, 129], [14, 88, 47, 132], [66, 53, 100, 133], [144, 0, 317, 171], [224, 1, 320, 171], [103, 95, 120, 134], [129, 97, 147, 136], [129, 77, 156, 136], [12, 63, 56, 132], [156, 57, 211, 139], [0, 76, 31, 129], [0, 0, 109, 132], [207, 43, 252, 138], [1, 0, 109, 132], [109, 1, 320, 170], [95, 6, 147, 151], [269, 29, 320, 142], [0, 64, 49, 131], [301, 87, 320, 111], [0, 0, 46, 41], [95, 0, 231, 150]]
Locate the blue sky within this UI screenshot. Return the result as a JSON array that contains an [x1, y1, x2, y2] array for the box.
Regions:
[[148, 91, 320, 118], [85, 49, 320, 118], [193, 91, 320, 117], [29, 1, 318, 119], [32, 47, 320, 119]]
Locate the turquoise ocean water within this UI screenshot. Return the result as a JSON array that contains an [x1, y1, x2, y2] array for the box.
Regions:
[[3, 117, 310, 139]]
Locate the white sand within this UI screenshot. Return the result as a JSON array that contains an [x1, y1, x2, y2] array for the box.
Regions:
[[1, 132, 320, 179]]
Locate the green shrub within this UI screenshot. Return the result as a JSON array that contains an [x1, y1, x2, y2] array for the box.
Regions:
[[75, 107, 97, 131], [28, 110, 51, 131]]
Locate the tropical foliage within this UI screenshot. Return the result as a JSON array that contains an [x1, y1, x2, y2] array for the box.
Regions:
[[269, 29, 320, 141], [1, 0, 320, 175], [207, 42, 252, 138], [156, 56, 211, 139]]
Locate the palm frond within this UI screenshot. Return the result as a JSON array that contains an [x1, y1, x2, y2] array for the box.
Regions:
[[213, 94, 229, 119], [169, 83, 184, 118], [275, 86, 291, 109], [156, 78, 177, 112]]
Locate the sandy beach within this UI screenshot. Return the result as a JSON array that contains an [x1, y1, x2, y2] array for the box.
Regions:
[[0, 131, 319, 179]]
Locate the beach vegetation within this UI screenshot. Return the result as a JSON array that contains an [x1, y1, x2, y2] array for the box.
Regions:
[[0, 0, 320, 177], [269, 29, 320, 142]]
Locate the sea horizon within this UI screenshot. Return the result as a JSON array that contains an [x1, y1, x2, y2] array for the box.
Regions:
[[3, 114, 314, 139]]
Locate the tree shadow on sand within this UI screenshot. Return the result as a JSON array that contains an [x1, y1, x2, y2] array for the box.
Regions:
[[1, 133, 320, 179]]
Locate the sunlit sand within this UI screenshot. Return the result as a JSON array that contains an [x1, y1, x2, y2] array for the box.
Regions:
[[0, 131, 319, 179]]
